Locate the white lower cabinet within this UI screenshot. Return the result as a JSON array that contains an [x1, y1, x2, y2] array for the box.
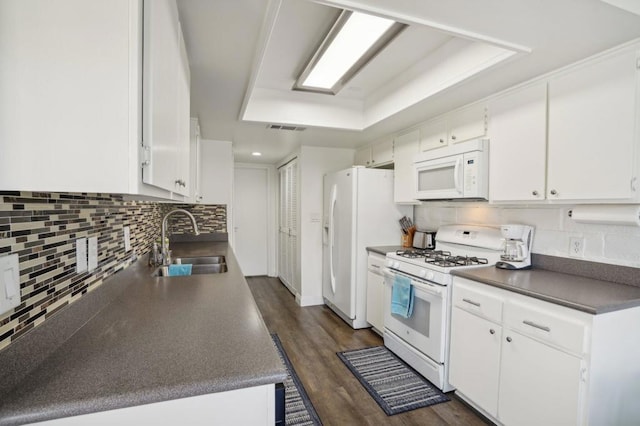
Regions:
[[366, 253, 385, 333], [450, 276, 640, 425], [498, 328, 583, 426], [449, 307, 502, 417]]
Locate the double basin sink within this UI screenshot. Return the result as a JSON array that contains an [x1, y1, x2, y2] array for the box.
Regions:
[[153, 256, 227, 277]]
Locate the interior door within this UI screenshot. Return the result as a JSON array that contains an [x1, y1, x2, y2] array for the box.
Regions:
[[233, 166, 268, 276]]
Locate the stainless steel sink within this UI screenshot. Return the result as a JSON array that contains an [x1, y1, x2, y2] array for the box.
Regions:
[[152, 260, 228, 277], [173, 256, 226, 265]]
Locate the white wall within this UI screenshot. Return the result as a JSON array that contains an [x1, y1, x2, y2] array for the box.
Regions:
[[415, 203, 640, 268], [297, 146, 354, 306]]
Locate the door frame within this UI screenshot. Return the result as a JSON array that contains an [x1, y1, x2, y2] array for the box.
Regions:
[[233, 162, 278, 277]]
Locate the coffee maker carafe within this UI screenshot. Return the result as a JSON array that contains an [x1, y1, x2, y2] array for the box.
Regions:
[[496, 224, 534, 270]]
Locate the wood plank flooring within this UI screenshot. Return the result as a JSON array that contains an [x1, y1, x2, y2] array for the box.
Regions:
[[248, 276, 490, 426]]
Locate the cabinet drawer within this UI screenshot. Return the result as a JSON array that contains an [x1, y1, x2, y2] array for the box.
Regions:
[[453, 281, 503, 323], [367, 253, 385, 272], [504, 301, 587, 355]]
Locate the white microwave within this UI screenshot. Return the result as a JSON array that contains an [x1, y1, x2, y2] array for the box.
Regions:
[[414, 139, 489, 200]]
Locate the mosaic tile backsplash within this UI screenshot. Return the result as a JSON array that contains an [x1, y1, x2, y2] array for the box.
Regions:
[[0, 192, 226, 351]]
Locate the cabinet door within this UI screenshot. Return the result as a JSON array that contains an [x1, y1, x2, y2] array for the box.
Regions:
[[174, 24, 191, 197], [449, 307, 502, 417], [366, 270, 384, 332], [142, 0, 181, 193], [354, 146, 372, 166], [393, 130, 420, 203], [498, 330, 583, 426], [189, 118, 201, 203], [448, 103, 487, 144], [547, 49, 638, 201], [489, 83, 547, 201], [419, 117, 448, 151], [0, 0, 134, 193], [370, 139, 394, 166]]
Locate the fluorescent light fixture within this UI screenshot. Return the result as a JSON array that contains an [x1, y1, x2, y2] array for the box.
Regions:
[[294, 10, 406, 95], [251, 152, 262, 156]]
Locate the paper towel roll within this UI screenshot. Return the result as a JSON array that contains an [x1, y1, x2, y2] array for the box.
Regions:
[[569, 205, 640, 226]]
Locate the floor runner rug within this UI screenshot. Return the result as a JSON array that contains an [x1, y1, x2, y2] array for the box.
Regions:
[[337, 345, 450, 415], [272, 334, 322, 425]]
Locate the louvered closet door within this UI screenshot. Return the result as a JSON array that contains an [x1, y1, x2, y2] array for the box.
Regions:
[[278, 159, 299, 292], [287, 161, 298, 292]]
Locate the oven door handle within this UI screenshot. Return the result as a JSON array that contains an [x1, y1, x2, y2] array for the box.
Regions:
[[412, 280, 443, 297], [382, 268, 443, 297]]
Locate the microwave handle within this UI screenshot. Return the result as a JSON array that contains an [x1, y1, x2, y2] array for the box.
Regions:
[[454, 157, 463, 194]]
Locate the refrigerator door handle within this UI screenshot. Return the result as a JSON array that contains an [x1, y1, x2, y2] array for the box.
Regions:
[[329, 184, 337, 294]]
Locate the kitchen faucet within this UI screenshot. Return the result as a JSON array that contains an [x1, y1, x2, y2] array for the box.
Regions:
[[159, 209, 200, 265]]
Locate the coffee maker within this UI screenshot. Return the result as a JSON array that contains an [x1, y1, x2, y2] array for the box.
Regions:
[[496, 224, 534, 270]]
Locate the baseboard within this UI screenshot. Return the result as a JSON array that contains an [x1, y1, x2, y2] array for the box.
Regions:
[[297, 295, 324, 307]]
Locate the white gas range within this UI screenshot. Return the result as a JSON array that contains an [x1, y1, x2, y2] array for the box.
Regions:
[[382, 225, 504, 392]]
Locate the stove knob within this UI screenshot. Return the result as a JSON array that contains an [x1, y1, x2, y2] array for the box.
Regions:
[[426, 271, 435, 281], [386, 260, 394, 268], [393, 261, 400, 269], [419, 270, 427, 278]]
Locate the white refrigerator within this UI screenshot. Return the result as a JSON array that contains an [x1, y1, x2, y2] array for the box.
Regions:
[[322, 167, 410, 329]]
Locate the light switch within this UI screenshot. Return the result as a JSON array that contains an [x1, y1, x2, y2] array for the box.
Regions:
[[0, 254, 20, 317], [123, 226, 131, 252], [88, 237, 98, 271], [76, 238, 87, 273]]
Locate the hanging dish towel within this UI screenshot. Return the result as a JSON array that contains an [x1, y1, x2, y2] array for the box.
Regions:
[[391, 274, 414, 318], [168, 264, 193, 276]]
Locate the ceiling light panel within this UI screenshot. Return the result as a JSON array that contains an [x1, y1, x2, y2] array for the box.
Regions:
[[294, 10, 406, 95]]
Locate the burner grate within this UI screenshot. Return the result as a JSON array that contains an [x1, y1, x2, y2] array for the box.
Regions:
[[425, 255, 489, 267]]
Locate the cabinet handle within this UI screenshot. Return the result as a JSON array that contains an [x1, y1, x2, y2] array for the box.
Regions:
[[523, 320, 551, 332], [451, 135, 457, 141], [371, 264, 380, 269], [489, 329, 495, 335], [506, 336, 512, 343], [439, 138, 445, 143], [462, 298, 481, 307], [550, 189, 558, 195], [532, 190, 539, 196]]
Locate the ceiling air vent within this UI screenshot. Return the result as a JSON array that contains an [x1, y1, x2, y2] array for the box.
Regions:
[[267, 124, 307, 131]]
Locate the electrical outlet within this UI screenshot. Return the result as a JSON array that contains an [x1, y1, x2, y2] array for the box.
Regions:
[[123, 226, 131, 252], [569, 237, 585, 258], [76, 238, 87, 273]]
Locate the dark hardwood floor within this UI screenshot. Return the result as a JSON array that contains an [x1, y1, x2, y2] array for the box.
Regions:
[[248, 276, 490, 426]]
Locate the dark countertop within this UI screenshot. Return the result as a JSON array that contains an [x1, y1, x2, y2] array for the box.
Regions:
[[453, 266, 640, 315], [366, 245, 405, 256], [0, 242, 287, 425]]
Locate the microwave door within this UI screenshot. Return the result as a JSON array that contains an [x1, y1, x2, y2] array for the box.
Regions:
[[415, 154, 463, 199]]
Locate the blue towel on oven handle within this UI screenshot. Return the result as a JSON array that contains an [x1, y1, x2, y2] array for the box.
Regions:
[[391, 274, 414, 318]]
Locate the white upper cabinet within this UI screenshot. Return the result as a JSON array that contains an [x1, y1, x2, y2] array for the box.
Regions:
[[448, 103, 488, 144], [419, 103, 487, 152], [0, 0, 190, 200], [370, 138, 394, 167], [354, 146, 372, 167], [419, 116, 448, 151], [547, 47, 639, 202], [488, 82, 547, 202], [0, 0, 138, 194], [393, 130, 421, 204], [142, 0, 191, 197], [354, 138, 394, 168]]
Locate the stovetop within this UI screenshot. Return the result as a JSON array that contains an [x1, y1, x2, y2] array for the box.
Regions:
[[393, 249, 489, 268], [385, 225, 505, 285]]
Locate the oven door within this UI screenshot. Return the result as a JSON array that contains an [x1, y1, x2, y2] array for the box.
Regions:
[[383, 268, 447, 364]]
